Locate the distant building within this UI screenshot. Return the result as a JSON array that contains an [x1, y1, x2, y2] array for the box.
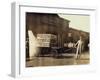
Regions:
[[68, 28, 89, 51]]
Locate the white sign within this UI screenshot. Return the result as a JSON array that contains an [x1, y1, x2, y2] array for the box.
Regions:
[[37, 34, 52, 47]]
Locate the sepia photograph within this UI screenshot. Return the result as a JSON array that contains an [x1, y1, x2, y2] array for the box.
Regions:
[[25, 12, 90, 67]]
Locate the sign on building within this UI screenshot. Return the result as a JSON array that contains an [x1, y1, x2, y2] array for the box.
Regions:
[[37, 34, 52, 47]]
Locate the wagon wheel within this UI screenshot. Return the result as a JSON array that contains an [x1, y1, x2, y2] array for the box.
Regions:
[[50, 49, 58, 57]]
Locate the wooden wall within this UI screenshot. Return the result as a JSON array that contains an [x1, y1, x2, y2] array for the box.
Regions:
[[26, 13, 70, 47]]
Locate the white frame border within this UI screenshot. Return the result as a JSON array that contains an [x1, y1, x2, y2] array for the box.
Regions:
[[11, 2, 97, 78]]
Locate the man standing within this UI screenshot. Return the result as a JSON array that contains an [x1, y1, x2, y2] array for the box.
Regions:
[[75, 36, 83, 59]]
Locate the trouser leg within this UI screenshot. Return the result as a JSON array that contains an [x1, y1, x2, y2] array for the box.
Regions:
[[75, 47, 79, 59], [79, 46, 82, 59]]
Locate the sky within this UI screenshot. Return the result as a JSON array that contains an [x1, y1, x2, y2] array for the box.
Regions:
[[58, 14, 90, 32]]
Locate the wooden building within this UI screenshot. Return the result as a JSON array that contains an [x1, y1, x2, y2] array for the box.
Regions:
[[26, 13, 70, 58]]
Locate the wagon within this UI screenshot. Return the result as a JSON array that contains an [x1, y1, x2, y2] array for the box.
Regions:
[[36, 34, 76, 57]]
